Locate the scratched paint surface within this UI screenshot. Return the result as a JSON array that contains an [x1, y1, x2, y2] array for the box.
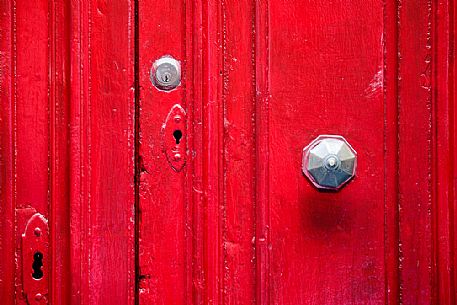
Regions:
[[268, 1, 386, 303], [136, 0, 456, 304], [0, 0, 456, 304], [0, 0, 136, 304]]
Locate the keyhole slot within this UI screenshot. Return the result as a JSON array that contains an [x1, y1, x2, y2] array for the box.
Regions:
[[173, 130, 183, 145], [32, 251, 44, 280], [161, 72, 171, 83]]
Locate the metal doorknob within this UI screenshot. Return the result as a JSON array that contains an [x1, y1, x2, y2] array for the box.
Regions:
[[302, 135, 357, 190]]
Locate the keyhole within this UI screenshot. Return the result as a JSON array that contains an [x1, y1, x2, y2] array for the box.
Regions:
[[161, 72, 171, 83], [173, 130, 183, 145], [32, 251, 43, 280]]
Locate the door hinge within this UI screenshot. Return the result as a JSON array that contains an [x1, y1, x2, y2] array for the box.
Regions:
[[21, 213, 49, 304]]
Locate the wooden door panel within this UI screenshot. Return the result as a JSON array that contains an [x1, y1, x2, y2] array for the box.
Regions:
[[268, 1, 385, 303], [0, 0, 455, 304], [137, 0, 188, 303], [0, 1, 136, 304]]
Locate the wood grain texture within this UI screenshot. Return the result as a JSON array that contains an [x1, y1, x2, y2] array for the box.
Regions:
[[397, 0, 434, 302], [383, 0, 401, 304], [9, 1, 53, 304], [138, 0, 456, 304], [69, 1, 136, 304], [0, 0, 15, 303], [269, 1, 385, 303], [0, 1, 72, 304], [433, 0, 456, 304], [1, 1, 136, 303], [222, 1, 256, 304], [49, 1, 71, 304], [0, 0, 456, 304], [254, 1, 272, 304], [137, 0, 188, 303]]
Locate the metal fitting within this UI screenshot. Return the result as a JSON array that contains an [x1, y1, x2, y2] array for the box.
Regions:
[[150, 55, 181, 91], [302, 135, 357, 190]]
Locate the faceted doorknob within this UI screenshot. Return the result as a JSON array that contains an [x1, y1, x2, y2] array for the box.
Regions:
[[302, 135, 357, 190]]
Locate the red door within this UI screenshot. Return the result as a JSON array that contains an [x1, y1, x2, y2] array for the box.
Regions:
[[0, 0, 456, 304]]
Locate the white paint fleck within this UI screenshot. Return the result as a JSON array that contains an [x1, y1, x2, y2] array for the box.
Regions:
[[364, 69, 383, 98]]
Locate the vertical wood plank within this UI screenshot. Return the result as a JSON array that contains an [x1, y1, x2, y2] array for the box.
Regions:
[[254, 0, 271, 304], [433, 0, 456, 303], [70, 1, 136, 304], [12, 1, 51, 303], [221, 0, 257, 304], [0, 0, 455, 304], [448, 0, 457, 301], [188, 0, 205, 303], [49, 0, 71, 304], [0, 1, 15, 303], [202, 0, 224, 303], [268, 1, 385, 304], [0, 1, 72, 304], [397, 0, 434, 303], [384, 0, 401, 303], [136, 0, 187, 303]]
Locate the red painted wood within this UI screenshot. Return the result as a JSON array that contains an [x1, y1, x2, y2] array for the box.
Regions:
[[22, 213, 49, 305], [137, 0, 188, 303], [398, 1, 434, 302], [268, 2, 386, 303], [223, 0, 257, 303], [3, 1, 56, 304], [13, 3, 51, 302], [49, 2, 72, 304], [1, 0, 135, 304], [69, 1, 136, 304], [0, 0, 456, 304], [383, 0, 401, 304], [0, 1, 15, 304], [255, 1, 272, 304], [138, 0, 456, 304], [434, 1, 456, 304]]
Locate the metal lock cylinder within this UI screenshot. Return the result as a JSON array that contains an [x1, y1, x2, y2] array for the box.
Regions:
[[150, 55, 181, 91]]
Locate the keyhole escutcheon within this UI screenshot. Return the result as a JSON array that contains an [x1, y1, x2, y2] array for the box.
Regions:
[[32, 251, 44, 280]]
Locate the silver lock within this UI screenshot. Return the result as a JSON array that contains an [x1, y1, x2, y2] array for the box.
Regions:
[[150, 55, 181, 91], [302, 135, 357, 190]]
